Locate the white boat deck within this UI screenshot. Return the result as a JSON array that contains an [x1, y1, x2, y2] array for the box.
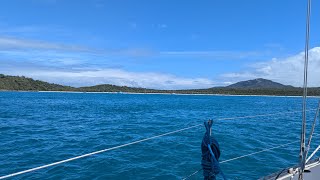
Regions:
[[261, 159, 320, 180]]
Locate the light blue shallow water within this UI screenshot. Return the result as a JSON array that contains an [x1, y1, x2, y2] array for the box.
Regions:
[[0, 92, 320, 180]]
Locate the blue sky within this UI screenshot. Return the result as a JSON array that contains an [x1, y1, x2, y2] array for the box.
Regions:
[[0, 0, 320, 89]]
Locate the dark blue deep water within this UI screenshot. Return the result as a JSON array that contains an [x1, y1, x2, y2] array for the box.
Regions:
[[1, 92, 320, 179]]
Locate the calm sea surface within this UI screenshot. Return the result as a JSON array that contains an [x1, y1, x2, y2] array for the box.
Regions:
[[0, 92, 320, 179]]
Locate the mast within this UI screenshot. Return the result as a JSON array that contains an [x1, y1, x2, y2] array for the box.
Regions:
[[299, 0, 311, 179]]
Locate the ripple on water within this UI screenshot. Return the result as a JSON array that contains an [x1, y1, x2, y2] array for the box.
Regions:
[[0, 92, 319, 179]]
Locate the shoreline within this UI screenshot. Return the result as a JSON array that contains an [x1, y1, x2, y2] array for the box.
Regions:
[[0, 90, 319, 98]]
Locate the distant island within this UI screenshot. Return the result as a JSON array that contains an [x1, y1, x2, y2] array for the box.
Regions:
[[0, 74, 319, 96]]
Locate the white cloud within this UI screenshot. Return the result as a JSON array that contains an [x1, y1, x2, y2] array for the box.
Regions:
[[221, 47, 320, 87], [0, 36, 160, 58], [158, 24, 167, 28], [0, 36, 277, 60], [1, 65, 215, 89], [160, 50, 267, 59], [129, 22, 137, 29], [0, 36, 96, 53], [4, 34, 317, 89]]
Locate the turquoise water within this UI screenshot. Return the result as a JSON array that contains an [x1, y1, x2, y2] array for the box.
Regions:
[[0, 92, 319, 179]]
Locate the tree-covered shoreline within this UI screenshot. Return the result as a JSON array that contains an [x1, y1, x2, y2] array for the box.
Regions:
[[1, 74, 319, 96]]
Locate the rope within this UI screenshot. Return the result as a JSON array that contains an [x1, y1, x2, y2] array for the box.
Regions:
[[201, 120, 226, 179], [0, 109, 314, 179]]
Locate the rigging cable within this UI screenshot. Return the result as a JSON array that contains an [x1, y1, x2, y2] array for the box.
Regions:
[[305, 101, 320, 162], [299, 0, 312, 179]]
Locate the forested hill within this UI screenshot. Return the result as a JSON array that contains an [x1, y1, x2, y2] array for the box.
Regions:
[[1, 74, 320, 96], [78, 84, 156, 93], [226, 78, 294, 89], [0, 74, 158, 93], [0, 74, 75, 91]]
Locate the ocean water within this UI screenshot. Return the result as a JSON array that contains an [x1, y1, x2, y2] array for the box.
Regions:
[[0, 92, 319, 180]]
